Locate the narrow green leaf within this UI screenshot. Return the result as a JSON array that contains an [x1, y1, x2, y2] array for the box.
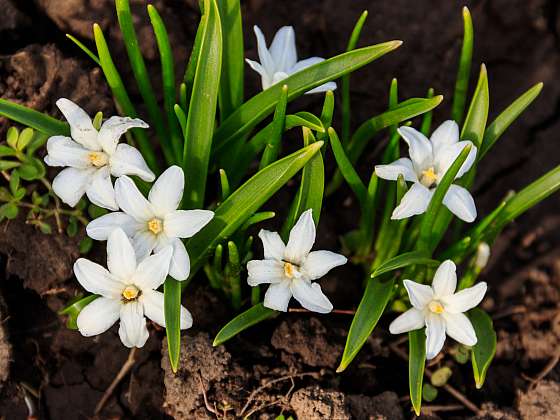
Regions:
[[289, 112, 325, 133], [420, 88, 435, 136], [164, 277, 182, 373], [0, 99, 69, 137], [219, 168, 231, 201], [260, 85, 288, 169], [59, 294, 99, 329], [174, 104, 187, 133], [461, 64, 489, 148], [213, 303, 277, 346], [66, 34, 101, 65], [370, 251, 439, 278], [319, 90, 335, 135], [469, 308, 496, 388], [0, 161, 20, 171], [227, 241, 242, 310], [451, 6, 474, 124], [183, 11, 205, 106], [409, 329, 426, 416], [240, 211, 275, 231]]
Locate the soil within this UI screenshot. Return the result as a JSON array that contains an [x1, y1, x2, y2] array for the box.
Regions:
[[1, 0, 560, 419]]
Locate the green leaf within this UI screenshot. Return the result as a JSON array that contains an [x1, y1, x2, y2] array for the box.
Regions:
[[79, 236, 93, 254], [183, 8, 205, 106], [219, 168, 231, 201], [260, 85, 288, 169], [213, 303, 277, 346], [240, 211, 275, 231], [370, 251, 439, 279], [420, 88, 435, 136], [92, 112, 103, 130], [422, 383, 438, 402], [182, 0, 222, 209], [66, 34, 101, 65], [451, 6, 474, 124], [0, 161, 20, 171], [461, 64, 489, 148], [9, 171, 20, 196], [7, 126, 18, 149], [213, 41, 403, 152], [0, 145, 16, 157], [164, 277, 182, 373], [431, 366, 453, 387], [469, 308, 496, 389], [0, 203, 18, 220], [409, 329, 426, 416], [59, 294, 99, 329], [227, 241, 242, 310], [0, 99, 69, 137], [479, 82, 543, 160], [17, 162, 40, 181]]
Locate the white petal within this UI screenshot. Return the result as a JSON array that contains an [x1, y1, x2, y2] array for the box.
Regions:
[[425, 313, 446, 360], [263, 281, 292, 312], [118, 301, 149, 348], [284, 209, 315, 265], [375, 158, 418, 182], [432, 260, 457, 298], [303, 250, 347, 280], [247, 260, 285, 286], [77, 297, 121, 337], [442, 282, 487, 314], [109, 143, 155, 182], [389, 308, 425, 334], [269, 26, 297, 71], [253, 25, 275, 75], [86, 212, 138, 240], [391, 182, 433, 220], [166, 238, 190, 281], [245, 58, 267, 77], [107, 228, 137, 281], [148, 165, 184, 216], [442, 184, 477, 223], [163, 209, 214, 238], [141, 289, 192, 329], [290, 56, 324, 73], [430, 120, 459, 155], [435, 141, 477, 180], [403, 279, 433, 309], [258, 230, 286, 261], [306, 81, 338, 95], [115, 175, 154, 222], [73, 258, 124, 298], [443, 312, 477, 346], [398, 126, 433, 171], [271, 71, 289, 85], [56, 98, 100, 151], [133, 246, 172, 290], [132, 230, 158, 261], [52, 167, 94, 207], [98, 116, 148, 155], [291, 279, 333, 314], [85, 167, 118, 210], [44, 136, 91, 168]]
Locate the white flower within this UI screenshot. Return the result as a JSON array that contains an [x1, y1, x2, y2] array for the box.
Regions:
[[389, 260, 487, 360], [247, 209, 347, 313], [86, 165, 214, 281], [44, 98, 155, 210], [246, 25, 337, 94], [74, 228, 192, 348], [375, 120, 478, 222]]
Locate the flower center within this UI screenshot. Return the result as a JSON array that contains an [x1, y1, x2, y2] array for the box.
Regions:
[[420, 167, 438, 188], [283, 262, 299, 279], [122, 285, 140, 301], [88, 151, 108, 167], [147, 218, 163, 235], [428, 300, 445, 314]]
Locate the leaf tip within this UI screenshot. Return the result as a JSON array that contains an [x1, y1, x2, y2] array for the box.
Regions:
[[335, 365, 346, 373], [434, 95, 444, 104], [462, 5, 471, 19]]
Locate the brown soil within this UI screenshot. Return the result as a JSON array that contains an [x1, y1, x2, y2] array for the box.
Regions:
[[1, 0, 560, 419]]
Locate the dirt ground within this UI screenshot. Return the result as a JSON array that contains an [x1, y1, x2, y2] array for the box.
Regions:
[[1, 0, 560, 418]]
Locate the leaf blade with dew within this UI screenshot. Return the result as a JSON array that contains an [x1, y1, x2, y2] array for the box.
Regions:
[[65, 34, 101, 65], [164, 277, 182, 372], [469, 308, 496, 389], [213, 303, 277, 346], [409, 329, 427, 416], [260, 85, 288, 169], [451, 6, 474, 124], [0, 99, 70, 137]]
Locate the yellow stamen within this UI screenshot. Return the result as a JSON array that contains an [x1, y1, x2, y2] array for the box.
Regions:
[[88, 152, 108, 167], [428, 300, 445, 314], [284, 262, 296, 279], [147, 218, 163, 235], [420, 167, 438, 188], [122, 285, 139, 301]]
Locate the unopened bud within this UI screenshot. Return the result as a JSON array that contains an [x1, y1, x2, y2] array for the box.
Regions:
[[475, 242, 490, 270]]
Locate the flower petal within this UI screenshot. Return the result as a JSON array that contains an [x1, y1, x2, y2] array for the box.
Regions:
[[263, 281, 292, 312], [110, 143, 155, 182], [118, 301, 149, 348], [141, 289, 192, 329], [432, 260, 457, 298], [77, 296, 121, 337], [132, 230, 158, 261], [375, 158, 418, 182], [56, 98, 100, 151], [247, 260, 285, 286], [73, 258, 124, 298], [44, 136, 91, 168], [443, 312, 477, 346], [291, 279, 333, 314], [435, 141, 477, 180], [391, 182, 433, 220], [303, 250, 347, 280], [148, 165, 184, 216], [290, 56, 323, 73], [246, 58, 267, 77], [284, 209, 315, 265], [133, 245, 172, 290], [442, 282, 487, 314], [85, 167, 118, 210], [306, 81, 338, 95], [269, 26, 297, 71], [403, 279, 433, 310], [425, 313, 447, 360], [115, 175, 154, 222], [166, 238, 190, 281], [164, 209, 214, 238], [389, 308, 425, 334], [398, 126, 433, 171], [98, 116, 148, 155], [430, 120, 459, 155], [253, 25, 275, 75], [52, 167, 94, 207], [442, 184, 477, 223], [86, 212, 138, 240], [258, 230, 286, 261], [107, 228, 137, 281]]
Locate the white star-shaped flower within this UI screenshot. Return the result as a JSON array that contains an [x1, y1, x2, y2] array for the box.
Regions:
[[375, 120, 478, 222], [44, 98, 155, 210], [389, 260, 487, 360], [246, 25, 337, 94], [247, 209, 347, 313], [74, 228, 192, 348], [86, 165, 214, 281]]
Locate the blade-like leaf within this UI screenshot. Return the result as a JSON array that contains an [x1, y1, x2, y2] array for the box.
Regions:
[[451, 6, 474, 124], [409, 329, 426, 416], [213, 303, 277, 346], [164, 277, 182, 373], [260, 85, 288, 169], [66, 34, 101, 65], [0, 99, 69, 137], [469, 308, 496, 389], [370, 251, 439, 279], [59, 294, 98, 330], [461, 64, 489, 148]]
